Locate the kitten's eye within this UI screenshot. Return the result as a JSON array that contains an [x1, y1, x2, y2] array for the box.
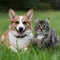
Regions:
[[15, 21, 19, 24], [38, 25, 40, 27], [23, 21, 27, 24], [43, 24, 46, 27], [43, 25, 45, 27]]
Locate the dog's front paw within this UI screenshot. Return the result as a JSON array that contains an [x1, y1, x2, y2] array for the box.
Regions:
[[10, 46, 17, 52]]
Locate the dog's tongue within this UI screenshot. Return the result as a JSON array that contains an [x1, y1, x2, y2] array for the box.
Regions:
[[19, 32, 23, 35]]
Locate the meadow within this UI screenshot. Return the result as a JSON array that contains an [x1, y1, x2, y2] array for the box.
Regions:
[[0, 10, 60, 60]]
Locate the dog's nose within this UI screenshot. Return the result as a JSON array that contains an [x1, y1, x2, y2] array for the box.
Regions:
[[19, 27, 23, 31]]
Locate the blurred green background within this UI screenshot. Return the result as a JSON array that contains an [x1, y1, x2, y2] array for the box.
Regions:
[[0, 0, 60, 11]]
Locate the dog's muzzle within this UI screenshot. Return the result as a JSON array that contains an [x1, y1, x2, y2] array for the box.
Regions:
[[14, 27, 27, 38], [15, 27, 26, 35]]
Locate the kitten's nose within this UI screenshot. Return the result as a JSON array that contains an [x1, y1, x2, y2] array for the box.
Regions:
[[40, 27, 43, 29], [40, 27, 43, 31], [41, 29, 42, 31], [19, 27, 23, 31]]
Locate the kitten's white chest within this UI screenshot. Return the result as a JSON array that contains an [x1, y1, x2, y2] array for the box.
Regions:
[[37, 35, 44, 40], [8, 31, 33, 49]]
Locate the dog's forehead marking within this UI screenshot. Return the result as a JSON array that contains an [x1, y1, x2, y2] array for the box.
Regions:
[[19, 16, 23, 22], [16, 16, 25, 30]]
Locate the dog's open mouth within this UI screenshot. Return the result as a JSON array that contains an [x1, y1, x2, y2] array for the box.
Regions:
[[13, 30, 27, 38], [15, 27, 26, 36], [17, 30, 26, 36], [17, 31, 24, 35]]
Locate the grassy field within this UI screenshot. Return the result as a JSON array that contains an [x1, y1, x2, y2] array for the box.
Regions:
[[0, 10, 60, 60]]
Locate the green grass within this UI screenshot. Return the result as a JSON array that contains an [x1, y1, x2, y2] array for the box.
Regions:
[[0, 11, 60, 60]]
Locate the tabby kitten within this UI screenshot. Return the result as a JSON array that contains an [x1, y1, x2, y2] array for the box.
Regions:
[[33, 18, 58, 48]]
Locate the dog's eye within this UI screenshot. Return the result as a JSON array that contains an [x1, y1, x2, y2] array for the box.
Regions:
[[15, 21, 19, 24], [23, 21, 27, 24]]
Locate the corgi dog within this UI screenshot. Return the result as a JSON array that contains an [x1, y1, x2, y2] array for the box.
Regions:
[[1, 9, 34, 52]]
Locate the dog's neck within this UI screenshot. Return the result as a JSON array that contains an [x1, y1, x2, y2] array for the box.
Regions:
[[8, 30, 33, 49], [14, 34, 27, 38]]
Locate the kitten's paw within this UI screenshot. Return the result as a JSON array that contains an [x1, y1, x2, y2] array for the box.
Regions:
[[10, 46, 17, 52]]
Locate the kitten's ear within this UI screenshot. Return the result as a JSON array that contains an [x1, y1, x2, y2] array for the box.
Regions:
[[46, 18, 50, 23], [35, 18, 39, 23], [8, 9, 16, 20], [25, 9, 34, 20]]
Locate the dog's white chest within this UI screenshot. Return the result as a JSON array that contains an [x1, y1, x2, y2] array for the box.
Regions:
[[37, 35, 44, 40], [8, 31, 33, 49]]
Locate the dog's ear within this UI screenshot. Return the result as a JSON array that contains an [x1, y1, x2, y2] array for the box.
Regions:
[[8, 9, 16, 20], [25, 9, 34, 20]]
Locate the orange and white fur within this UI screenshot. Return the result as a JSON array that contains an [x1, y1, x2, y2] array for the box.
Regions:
[[1, 9, 34, 52]]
